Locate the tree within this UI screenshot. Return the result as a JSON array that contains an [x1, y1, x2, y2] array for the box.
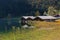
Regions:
[[43, 11, 47, 16], [35, 10, 40, 16], [47, 6, 57, 16]]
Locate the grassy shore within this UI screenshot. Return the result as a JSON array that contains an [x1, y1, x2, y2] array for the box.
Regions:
[[0, 20, 60, 40]]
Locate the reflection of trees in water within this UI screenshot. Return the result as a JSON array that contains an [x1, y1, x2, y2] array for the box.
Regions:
[[0, 18, 21, 32]]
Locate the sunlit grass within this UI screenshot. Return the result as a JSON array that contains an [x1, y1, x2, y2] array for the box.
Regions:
[[0, 20, 60, 40]]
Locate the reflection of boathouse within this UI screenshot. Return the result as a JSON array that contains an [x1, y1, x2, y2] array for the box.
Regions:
[[21, 16, 57, 25]]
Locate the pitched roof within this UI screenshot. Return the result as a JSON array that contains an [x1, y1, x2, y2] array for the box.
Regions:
[[22, 16, 28, 19], [37, 16, 57, 19], [22, 16, 35, 19], [22, 16, 57, 20], [55, 17, 60, 19]]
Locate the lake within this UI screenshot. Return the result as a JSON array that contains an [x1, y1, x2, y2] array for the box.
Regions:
[[0, 18, 21, 32]]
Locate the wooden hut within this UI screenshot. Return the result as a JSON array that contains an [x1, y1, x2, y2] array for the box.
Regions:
[[34, 17, 44, 21], [21, 16, 35, 25], [21, 16, 57, 25], [37, 16, 57, 22], [54, 15, 60, 19]]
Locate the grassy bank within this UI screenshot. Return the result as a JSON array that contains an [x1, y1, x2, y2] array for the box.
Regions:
[[0, 20, 60, 40]]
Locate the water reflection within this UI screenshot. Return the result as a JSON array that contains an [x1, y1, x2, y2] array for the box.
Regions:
[[0, 18, 21, 32]]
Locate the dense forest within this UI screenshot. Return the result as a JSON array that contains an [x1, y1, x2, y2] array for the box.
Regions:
[[0, 0, 60, 18]]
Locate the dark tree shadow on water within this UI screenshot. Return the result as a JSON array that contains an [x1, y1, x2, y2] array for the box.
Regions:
[[0, 18, 21, 33]]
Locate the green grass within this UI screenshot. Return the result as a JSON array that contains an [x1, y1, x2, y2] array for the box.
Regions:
[[0, 27, 60, 40], [0, 21, 60, 40]]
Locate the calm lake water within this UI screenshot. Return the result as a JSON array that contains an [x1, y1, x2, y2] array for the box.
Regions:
[[0, 18, 21, 32]]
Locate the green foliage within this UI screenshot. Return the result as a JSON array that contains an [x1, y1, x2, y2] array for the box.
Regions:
[[43, 12, 47, 16], [47, 6, 58, 16], [35, 10, 40, 16]]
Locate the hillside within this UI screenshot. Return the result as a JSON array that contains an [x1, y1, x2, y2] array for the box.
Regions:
[[0, 0, 60, 17]]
